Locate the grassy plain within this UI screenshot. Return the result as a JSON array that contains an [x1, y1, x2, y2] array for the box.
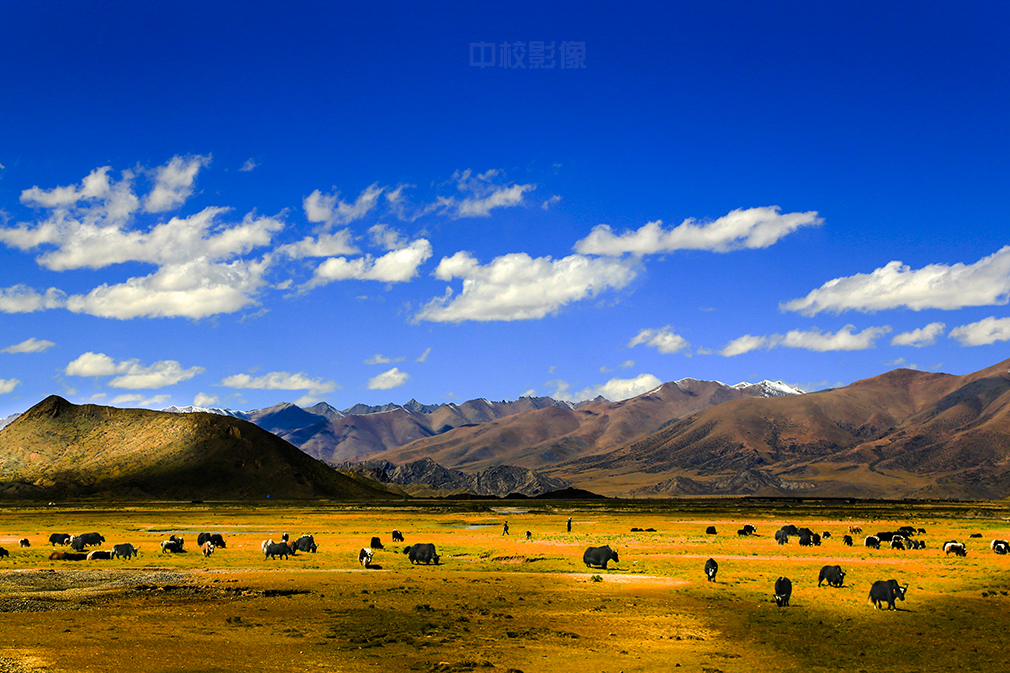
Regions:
[[0, 498, 1008, 672]]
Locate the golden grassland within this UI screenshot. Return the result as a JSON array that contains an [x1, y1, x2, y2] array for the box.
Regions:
[[0, 498, 1007, 672]]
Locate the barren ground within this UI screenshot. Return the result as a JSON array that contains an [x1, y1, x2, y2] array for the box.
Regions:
[[0, 499, 1007, 672]]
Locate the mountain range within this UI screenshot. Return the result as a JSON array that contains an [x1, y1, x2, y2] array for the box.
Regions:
[[4, 362, 1010, 500], [164, 395, 585, 463]]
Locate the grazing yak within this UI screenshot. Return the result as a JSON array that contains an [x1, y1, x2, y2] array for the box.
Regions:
[[87, 550, 112, 560], [890, 537, 906, 550], [201, 541, 215, 557], [842, 535, 853, 546], [293, 535, 317, 553], [403, 543, 440, 565], [370, 536, 384, 550], [112, 543, 137, 559], [161, 539, 184, 554], [799, 531, 821, 547], [392, 529, 404, 542], [525, 531, 532, 540], [0, 547, 8, 559], [71, 532, 105, 552], [704, 558, 718, 582], [705, 526, 717, 535], [49, 533, 71, 546], [818, 565, 845, 587], [991, 539, 1009, 555], [774, 529, 790, 545], [359, 547, 373, 567], [969, 533, 983, 538], [49, 552, 86, 561], [865, 535, 881, 549], [264, 541, 294, 560], [868, 579, 908, 610], [774, 577, 792, 607], [18, 538, 29, 548], [197, 533, 227, 549], [743, 524, 757, 535], [822, 531, 832, 539], [944, 541, 967, 557], [848, 525, 862, 534], [583, 545, 619, 570]]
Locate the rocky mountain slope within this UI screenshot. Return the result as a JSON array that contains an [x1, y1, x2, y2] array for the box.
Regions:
[[0, 396, 396, 500], [357, 378, 803, 471], [341, 457, 570, 497], [548, 359, 1010, 499]]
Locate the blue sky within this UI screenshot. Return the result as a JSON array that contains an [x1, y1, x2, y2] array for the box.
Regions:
[[1, 2, 1009, 416]]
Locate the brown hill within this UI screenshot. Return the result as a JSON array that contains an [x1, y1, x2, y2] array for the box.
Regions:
[[358, 378, 797, 471], [549, 359, 1010, 499], [0, 396, 396, 500]]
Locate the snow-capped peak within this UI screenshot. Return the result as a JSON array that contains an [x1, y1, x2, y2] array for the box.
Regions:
[[162, 405, 249, 419], [731, 380, 804, 397]]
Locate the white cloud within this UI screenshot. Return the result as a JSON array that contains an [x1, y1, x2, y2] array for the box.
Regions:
[[574, 206, 822, 256], [556, 373, 663, 402], [891, 322, 946, 347], [20, 165, 130, 210], [0, 286, 65, 313], [719, 334, 770, 357], [303, 238, 432, 288], [109, 361, 205, 390], [627, 326, 690, 354], [416, 347, 432, 362], [221, 371, 338, 396], [64, 257, 270, 319], [239, 159, 258, 172], [10, 206, 282, 272], [110, 393, 171, 407], [368, 224, 409, 251], [64, 352, 120, 377], [0, 378, 19, 394], [542, 195, 562, 210], [303, 184, 383, 226], [780, 325, 892, 351], [275, 230, 358, 259], [720, 325, 892, 356], [2, 337, 55, 354], [416, 251, 638, 322], [442, 169, 535, 219], [367, 367, 411, 390], [64, 352, 204, 389], [144, 155, 211, 213], [949, 316, 1010, 346], [782, 246, 1010, 316], [364, 354, 404, 365], [193, 393, 219, 407]]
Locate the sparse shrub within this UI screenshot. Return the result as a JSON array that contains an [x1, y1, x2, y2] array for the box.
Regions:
[[590, 574, 603, 583]]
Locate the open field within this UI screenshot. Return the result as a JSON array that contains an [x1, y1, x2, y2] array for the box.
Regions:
[[0, 499, 1008, 672]]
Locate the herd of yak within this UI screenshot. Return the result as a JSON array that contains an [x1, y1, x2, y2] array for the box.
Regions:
[[4, 520, 1007, 611], [691, 522, 1010, 610]]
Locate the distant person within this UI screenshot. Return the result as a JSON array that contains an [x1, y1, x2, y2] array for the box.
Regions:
[[502, 521, 509, 536], [566, 517, 572, 533]]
